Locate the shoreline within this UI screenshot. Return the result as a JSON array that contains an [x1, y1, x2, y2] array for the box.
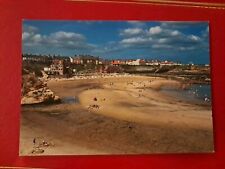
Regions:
[[46, 74, 211, 105], [46, 72, 211, 84]]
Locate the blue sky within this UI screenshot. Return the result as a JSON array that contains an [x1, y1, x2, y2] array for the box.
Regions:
[[22, 20, 210, 64]]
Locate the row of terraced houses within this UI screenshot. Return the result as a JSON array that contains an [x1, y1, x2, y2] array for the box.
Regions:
[[22, 54, 181, 75]]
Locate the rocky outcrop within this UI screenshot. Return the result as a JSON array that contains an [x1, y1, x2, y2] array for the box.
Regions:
[[21, 87, 61, 105], [21, 73, 61, 105]]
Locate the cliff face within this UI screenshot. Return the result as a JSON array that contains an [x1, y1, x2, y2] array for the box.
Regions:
[[21, 73, 60, 105]]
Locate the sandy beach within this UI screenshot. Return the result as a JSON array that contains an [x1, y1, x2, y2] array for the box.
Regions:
[[20, 75, 214, 155]]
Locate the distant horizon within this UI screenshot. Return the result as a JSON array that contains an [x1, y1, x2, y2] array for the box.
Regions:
[[22, 20, 210, 64]]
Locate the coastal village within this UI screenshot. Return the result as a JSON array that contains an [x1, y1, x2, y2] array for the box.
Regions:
[[22, 53, 209, 77]]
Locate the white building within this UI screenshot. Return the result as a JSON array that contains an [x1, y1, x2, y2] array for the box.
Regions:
[[127, 59, 141, 65], [69, 57, 73, 63], [44, 67, 51, 72]]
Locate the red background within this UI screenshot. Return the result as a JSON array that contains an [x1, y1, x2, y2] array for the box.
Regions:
[[0, 0, 225, 168]]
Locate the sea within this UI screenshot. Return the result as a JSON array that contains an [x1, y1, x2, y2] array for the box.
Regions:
[[160, 84, 212, 105]]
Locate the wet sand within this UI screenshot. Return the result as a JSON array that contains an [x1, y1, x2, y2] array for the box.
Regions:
[[19, 75, 214, 155]]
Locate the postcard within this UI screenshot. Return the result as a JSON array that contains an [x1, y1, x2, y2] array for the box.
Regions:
[[20, 20, 213, 155]]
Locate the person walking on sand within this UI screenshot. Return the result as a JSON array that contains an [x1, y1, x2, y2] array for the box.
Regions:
[[33, 138, 36, 145]]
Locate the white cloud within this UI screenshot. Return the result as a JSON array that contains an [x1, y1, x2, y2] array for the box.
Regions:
[[170, 30, 180, 36], [120, 37, 151, 47], [22, 25, 41, 44], [50, 31, 85, 41], [22, 26, 94, 50], [178, 46, 196, 51], [188, 35, 201, 41], [32, 34, 42, 43], [149, 26, 162, 35], [118, 23, 207, 53], [152, 44, 172, 49], [120, 28, 144, 36], [22, 26, 43, 46], [22, 32, 30, 40], [158, 38, 168, 43], [23, 25, 38, 33]]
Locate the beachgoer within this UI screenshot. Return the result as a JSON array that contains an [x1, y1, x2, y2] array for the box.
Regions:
[[33, 138, 36, 144]]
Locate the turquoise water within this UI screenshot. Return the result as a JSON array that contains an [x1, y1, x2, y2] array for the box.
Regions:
[[161, 84, 211, 104]]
